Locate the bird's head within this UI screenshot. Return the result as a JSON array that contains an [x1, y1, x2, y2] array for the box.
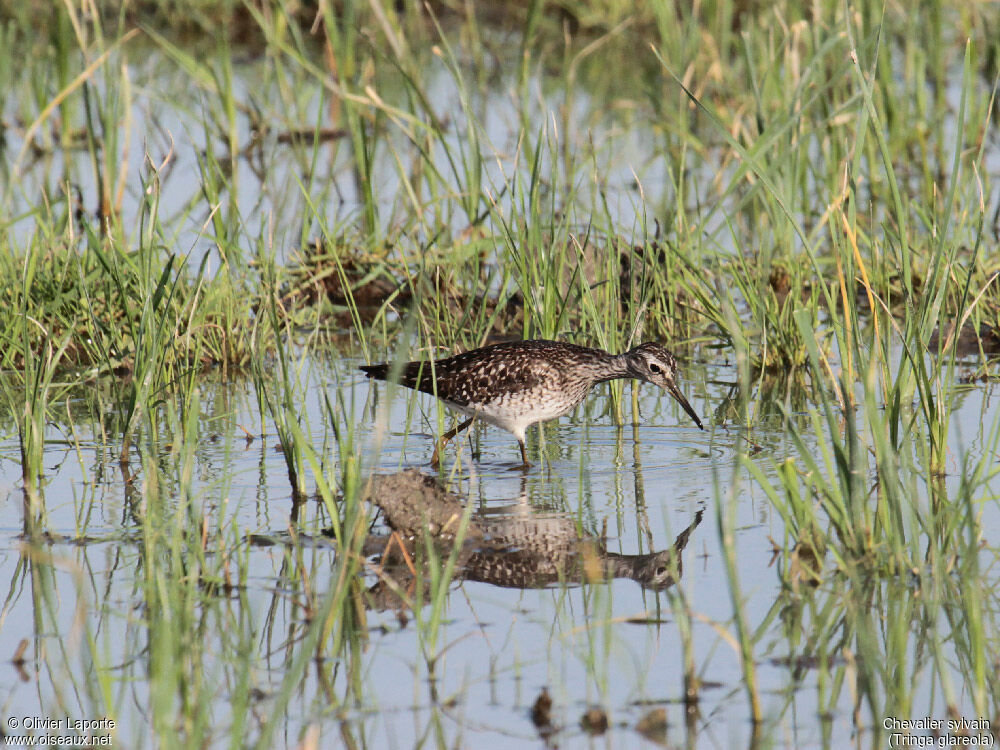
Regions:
[[624, 343, 703, 430]]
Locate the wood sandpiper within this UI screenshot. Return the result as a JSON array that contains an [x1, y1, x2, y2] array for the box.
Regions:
[[361, 339, 703, 468]]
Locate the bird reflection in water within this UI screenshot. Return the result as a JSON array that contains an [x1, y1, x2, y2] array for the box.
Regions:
[[361, 470, 703, 612]]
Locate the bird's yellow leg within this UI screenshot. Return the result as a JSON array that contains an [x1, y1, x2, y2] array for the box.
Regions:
[[518, 439, 533, 469], [430, 417, 475, 467], [378, 531, 417, 576]]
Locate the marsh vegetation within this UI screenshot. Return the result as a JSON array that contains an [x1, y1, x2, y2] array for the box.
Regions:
[[1, 1, 999, 747]]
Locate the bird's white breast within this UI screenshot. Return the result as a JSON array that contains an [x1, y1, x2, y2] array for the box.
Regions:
[[443, 392, 582, 442]]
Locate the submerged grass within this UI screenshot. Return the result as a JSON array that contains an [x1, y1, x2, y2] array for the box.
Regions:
[[1, 0, 999, 746]]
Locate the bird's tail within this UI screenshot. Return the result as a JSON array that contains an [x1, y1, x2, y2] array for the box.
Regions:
[[359, 363, 389, 381], [360, 361, 431, 392]]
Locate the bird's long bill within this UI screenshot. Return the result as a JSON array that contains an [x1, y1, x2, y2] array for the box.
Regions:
[[665, 382, 704, 430]]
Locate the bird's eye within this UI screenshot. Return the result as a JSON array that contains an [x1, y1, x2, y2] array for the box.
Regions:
[[649, 363, 662, 374]]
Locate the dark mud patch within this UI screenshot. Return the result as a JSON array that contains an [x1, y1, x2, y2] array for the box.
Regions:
[[282, 238, 525, 334], [928, 321, 1000, 358]]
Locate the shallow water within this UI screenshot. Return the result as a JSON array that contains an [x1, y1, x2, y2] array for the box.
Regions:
[[1, 352, 997, 748]]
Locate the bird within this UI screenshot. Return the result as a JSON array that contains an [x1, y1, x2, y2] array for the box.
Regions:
[[360, 339, 703, 468]]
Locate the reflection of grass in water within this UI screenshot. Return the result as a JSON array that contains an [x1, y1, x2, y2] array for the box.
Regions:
[[2, 0, 999, 745]]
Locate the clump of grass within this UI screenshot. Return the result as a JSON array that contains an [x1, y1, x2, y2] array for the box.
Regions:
[[0, 221, 263, 380], [249, 255, 311, 502], [0, 246, 74, 517]]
